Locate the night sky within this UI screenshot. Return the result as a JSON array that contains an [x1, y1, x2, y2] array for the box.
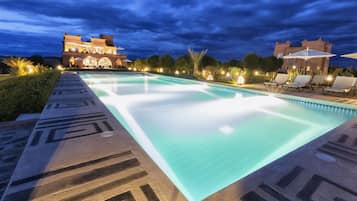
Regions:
[[0, 0, 356, 66]]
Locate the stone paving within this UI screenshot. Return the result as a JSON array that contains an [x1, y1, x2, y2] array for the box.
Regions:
[[1, 72, 186, 201], [0, 120, 36, 199]]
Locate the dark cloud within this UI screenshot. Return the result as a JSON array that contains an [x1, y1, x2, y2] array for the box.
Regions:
[[0, 0, 356, 66]]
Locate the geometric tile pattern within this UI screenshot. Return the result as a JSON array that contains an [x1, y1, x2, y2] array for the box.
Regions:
[[1, 72, 171, 201], [29, 112, 113, 147], [241, 165, 357, 201], [4, 149, 161, 201], [318, 140, 357, 164], [52, 88, 89, 96], [45, 98, 96, 110], [0, 121, 35, 199]]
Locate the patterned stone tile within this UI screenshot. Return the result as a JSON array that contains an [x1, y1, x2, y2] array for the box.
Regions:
[[0, 120, 36, 199], [2, 72, 186, 201]]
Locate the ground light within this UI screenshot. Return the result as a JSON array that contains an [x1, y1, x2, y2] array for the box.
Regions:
[[56, 65, 64, 71], [207, 74, 214, 81], [27, 65, 33, 74], [237, 75, 245, 84]]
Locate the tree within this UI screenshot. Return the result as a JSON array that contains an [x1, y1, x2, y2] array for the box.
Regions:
[[188, 48, 207, 76], [29, 55, 44, 65], [175, 55, 192, 74], [223, 59, 242, 67], [201, 55, 218, 68], [159, 54, 174, 70], [133, 59, 147, 71], [260, 56, 283, 72], [243, 53, 261, 70], [2, 57, 34, 76], [0, 62, 10, 74], [147, 55, 160, 68]]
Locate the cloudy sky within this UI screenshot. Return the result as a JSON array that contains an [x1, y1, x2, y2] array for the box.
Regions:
[[0, 0, 356, 66]]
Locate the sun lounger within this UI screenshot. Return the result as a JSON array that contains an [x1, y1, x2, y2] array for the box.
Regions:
[[264, 73, 289, 87], [324, 76, 357, 96], [283, 75, 312, 89], [310, 75, 326, 87]]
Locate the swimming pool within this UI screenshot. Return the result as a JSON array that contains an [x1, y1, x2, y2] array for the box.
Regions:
[[80, 72, 357, 201]]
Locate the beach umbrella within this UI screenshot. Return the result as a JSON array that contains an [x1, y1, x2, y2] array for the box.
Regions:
[[341, 52, 357, 59], [283, 47, 335, 73]]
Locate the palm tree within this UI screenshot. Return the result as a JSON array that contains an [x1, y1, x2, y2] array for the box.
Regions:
[[2, 57, 33, 76], [188, 48, 207, 76]]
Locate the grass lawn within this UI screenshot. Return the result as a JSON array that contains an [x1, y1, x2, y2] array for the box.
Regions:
[[0, 74, 14, 82], [0, 71, 60, 121]]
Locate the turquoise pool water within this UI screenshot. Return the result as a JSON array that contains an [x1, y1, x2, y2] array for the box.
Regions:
[[80, 72, 357, 201]]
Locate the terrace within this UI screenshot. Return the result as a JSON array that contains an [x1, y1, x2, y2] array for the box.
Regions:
[[1, 71, 356, 201]]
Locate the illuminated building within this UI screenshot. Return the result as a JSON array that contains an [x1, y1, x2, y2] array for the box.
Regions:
[[274, 38, 332, 75], [62, 33, 127, 68]]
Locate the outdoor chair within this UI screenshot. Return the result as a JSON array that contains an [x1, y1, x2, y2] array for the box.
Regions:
[[264, 73, 289, 87], [310, 75, 326, 89], [283, 75, 312, 90], [323, 76, 357, 96]]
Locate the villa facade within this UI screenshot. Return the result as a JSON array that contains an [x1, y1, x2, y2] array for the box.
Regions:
[[62, 34, 127, 68], [274, 38, 332, 75]]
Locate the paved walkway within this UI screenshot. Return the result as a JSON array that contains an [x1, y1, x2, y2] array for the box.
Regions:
[[1, 72, 186, 201], [0, 120, 36, 199]]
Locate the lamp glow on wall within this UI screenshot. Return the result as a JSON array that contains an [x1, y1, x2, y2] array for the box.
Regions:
[[175, 70, 180, 75], [326, 75, 334, 84]]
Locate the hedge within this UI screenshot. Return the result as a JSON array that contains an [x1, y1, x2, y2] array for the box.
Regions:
[[0, 71, 60, 121]]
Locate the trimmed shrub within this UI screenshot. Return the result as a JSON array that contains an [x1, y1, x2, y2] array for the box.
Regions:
[[0, 71, 60, 121]]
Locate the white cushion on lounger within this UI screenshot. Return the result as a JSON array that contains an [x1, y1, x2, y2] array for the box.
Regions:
[[284, 75, 312, 88], [324, 87, 351, 93], [264, 73, 288, 86], [311, 75, 326, 86], [324, 76, 357, 93]]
